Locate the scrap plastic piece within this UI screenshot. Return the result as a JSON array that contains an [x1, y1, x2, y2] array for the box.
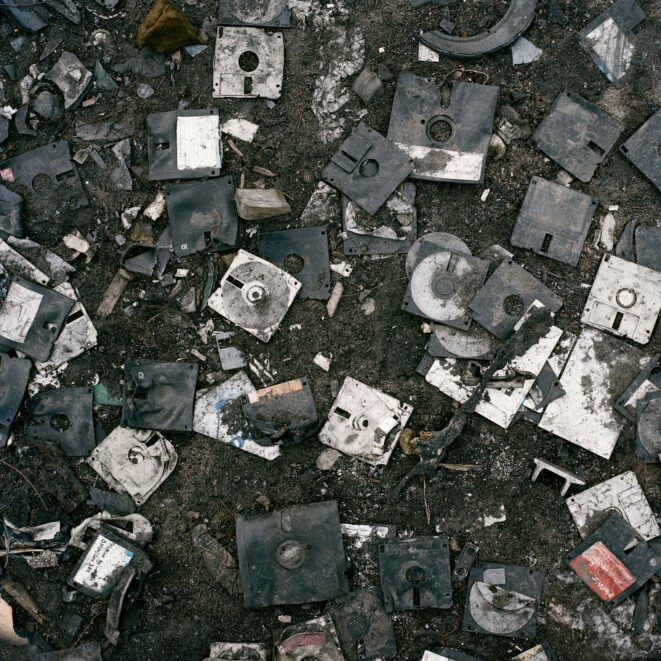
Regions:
[[614, 353, 661, 421], [213, 27, 284, 99], [89, 487, 136, 516], [241, 377, 318, 446], [620, 110, 661, 192], [326, 590, 397, 661], [510, 176, 598, 266], [0, 185, 24, 237], [236, 501, 349, 607], [121, 229, 172, 277], [511, 37, 542, 65], [274, 616, 344, 661], [564, 513, 660, 605], [193, 371, 281, 461], [0, 275, 74, 361], [511, 643, 557, 661], [0, 352, 30, 447], [379, 536, 452, 612], [343, 182, 417, 256], [530, 458, 586, 496], [205, 642, 271, 660], [208, 250, 301, 342], [578, 0, 646, 86], [219, 0, 290, 28], [419, 0, 538, 58], [257, 226, 331, 300], [166, 176, 238, 257], [191, 524, 242, 595], [426, 324, 498, 360], [69, 512, 152, 550], [403, 250, 490, 329], [122, 360, 198, 432], [34, 642, 103, 660], [25, 387, 95, 457], [87, 426, 178, 505], [529, 90, 624, 182], [539, 329, 645, 459], [0, 238, 50, 284], [463, 562, 543, 639], [580, 254, 661, 345], [566, 471, 660, 541], [422, 651, 484, 661], [636, 392, 661, 463], [319, 376, 413, 466], [44, 52, 92, 110], [235, 188, 291, 220], [147, 109, 222, 181], [388, 73, 499, 184], [453, 542, 479, 585], [0, 140, 88, 210], [322, 122, 414, 216], [0, 0, 49, 31], [468, 259, 562, 340]]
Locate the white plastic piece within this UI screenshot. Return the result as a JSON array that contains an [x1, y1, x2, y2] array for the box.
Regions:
[[330, 261, 353, 277], [417, 43, 440, 62], [313, 352, 332, 371], [0, 280, 42, 343], [319, 376, 413, 465], [143, 192, 166, 221], [511, 37, 543, 65], [220, 118, 259, 143], [0, 239, 49, 285], [566, 471, 660, 541], [193, 371, 280, 461], [176, 115, 222, 171]]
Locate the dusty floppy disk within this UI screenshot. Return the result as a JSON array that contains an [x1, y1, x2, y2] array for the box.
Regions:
[[274, 615, 343, 661], [240, 377, 318, 446], [636, 391, 661, 463], [326, 589, 396, 661], [236, 501, 349, 608], [122, 360, 198, 432], [378, 536, 452, 612], [0, 352, 30, 448], [463, 562, 543, 639], [620, 109, 660, 192], [564, 513, 660, 605], [208, 250, 301, 342]]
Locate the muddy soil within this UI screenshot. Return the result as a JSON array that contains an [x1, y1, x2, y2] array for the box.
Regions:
[[0, 0, 659, 660]]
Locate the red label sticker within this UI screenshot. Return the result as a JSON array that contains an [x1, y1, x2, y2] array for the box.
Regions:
[[569, 541, 636, 602], [0, 168, 14, 183]]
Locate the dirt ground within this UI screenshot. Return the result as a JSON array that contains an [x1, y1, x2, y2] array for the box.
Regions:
[[0, 0, 660, 659]]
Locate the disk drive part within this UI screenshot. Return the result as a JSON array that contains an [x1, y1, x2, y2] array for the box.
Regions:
[[422, 651, 484, 661], [0, 275, 74, 362], [241, 377, 318, 446], [36, 282, 97, 370], [257, 226, 331, 300], [581, 254, 661, 345], [166, 176, 238, 257], [321, 122, 414, 216], [87, 426, 178, 506], [510, 176, 598, 266], [274, 615, 344, 661], [0, 141, 88, 211], [463, 562, 543, 640], [235, 501, 349, 608], [468, 259, 562, 340], [453, 542, 479, 585], [122, 360, 198, 432], [578, 0, 646, 87], [342, 182, 417, 256], [566, 471, 660, 542], [194, 372, 281, 461], [530, 458, 586, 497], [213, 27, 284, 99], [403, 251, 489, 329], [326, 590, 396, 661], [539, 329, 646, 459], [319, 376, 413, 466], [206, 643, 271, 660], [406, 232, 471, 278], [378, 536, 452, 613], [208, 250, 301, 342], [0, 185, 24, 237], [426, 323, 499, 360], [614, 353, 661, 422], [529, 90, 624, 183], [147, 109, 222, 181], [25, 387, 95, 457], [219, 0, 290, 28], [564, 513, 660, 605], [68, 526, 152, 599], [0, 352, 30, 448], [620, 110, 661, 192], [387, 72, 499, 184], [637, 392, 661, 463], [426, 321, 562, 429]]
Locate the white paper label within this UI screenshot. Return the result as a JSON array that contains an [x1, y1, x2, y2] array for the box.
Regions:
[[73, 535, 133, 593], [0, 282, 42, 343], [176, 115, 221, 171]]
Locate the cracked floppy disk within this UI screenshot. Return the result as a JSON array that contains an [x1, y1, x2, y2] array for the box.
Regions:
[[208, 250, 301, 342]]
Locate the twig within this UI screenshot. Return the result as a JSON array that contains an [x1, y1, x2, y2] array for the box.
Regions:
[[73, 610, 104, 646], [423, 476, 431, 525], [442, 68, 489, 84], [0, 460, 47, 508]]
